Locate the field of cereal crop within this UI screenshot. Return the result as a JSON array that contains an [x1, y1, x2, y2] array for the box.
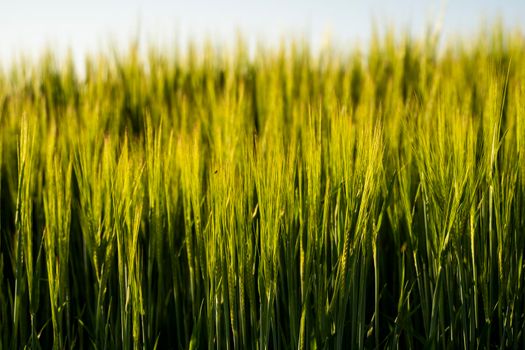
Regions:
[[1, 26, 524, 348]]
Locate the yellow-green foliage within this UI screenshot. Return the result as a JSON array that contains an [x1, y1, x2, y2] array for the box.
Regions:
[[0, 27, 524, 349]]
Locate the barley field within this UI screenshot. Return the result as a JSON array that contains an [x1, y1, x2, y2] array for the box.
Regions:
[[0, 26, 524, 349]]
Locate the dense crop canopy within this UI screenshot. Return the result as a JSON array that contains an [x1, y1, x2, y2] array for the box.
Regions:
[[0, 27, 524, 348]]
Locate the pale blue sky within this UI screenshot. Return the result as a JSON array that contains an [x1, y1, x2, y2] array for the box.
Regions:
[[0, 1, 523, 65]]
